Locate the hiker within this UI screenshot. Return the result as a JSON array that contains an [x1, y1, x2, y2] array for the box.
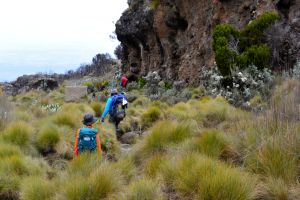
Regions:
[[101, 88, 128, 132], [120, 74, 128, 88], [73, 113, 101, 157]]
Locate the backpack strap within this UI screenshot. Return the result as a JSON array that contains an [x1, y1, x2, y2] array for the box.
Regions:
[[73, 128, 81, 158]]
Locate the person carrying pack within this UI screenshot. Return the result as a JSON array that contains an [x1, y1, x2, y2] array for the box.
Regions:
[[73, 113, 101, 157], [101, 88, 128, 131]]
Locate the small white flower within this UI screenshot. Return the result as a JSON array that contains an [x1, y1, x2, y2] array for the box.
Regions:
[[238, 72, 243, 77], [212, 88, 217, 93], [241, 77, 247, 82], [235, 84, 240, 88]]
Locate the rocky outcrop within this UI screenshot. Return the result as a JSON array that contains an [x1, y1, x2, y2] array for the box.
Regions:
[[3, 74, 59, 96], [116, 0, 300, 85]]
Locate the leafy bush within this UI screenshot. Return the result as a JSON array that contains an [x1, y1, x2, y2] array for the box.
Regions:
[[212, 12, 279, 78], [240, 11, 280, 49], [2, 122, 31, 147], [35, 124, 60, 153], [201, 65, 274, 107]]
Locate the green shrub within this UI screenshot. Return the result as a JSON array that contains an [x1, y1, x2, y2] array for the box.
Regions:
[[20, 177, 55, 200], [2, 122, 31, 147], [125, 178, 164, 200], [212, 12, 279, 78], [90, 101, 103, 118], [35, 124, 60, 153], [141, 106, 161, 128], [240, 11, 280, 49], [239, 44, 270, 69], [83, 81, 93, 88], [138, 77, 147, 88]]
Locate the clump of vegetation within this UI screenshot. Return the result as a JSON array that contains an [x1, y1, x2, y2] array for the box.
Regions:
[[52, 112, 78, 128], [125, 178, 164, 200], [1, 122, 31, 147], [140, 106, 162, 129], [90, 101, 103, 118], [212, 12, 280, 78], [20, 177, 56, 200], [35, 124, 60, 154], [161, 153, 256, 199]]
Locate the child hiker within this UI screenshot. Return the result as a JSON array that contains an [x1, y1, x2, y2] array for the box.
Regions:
[[73, 113, 101, 157]]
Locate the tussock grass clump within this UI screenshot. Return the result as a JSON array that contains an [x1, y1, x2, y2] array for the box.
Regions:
[[161, 153, 256, 200], [254, 178, 291, 200], [0, 142, 22, 158], [143, 120, 193, 154], [90, 101, 103, 118], [68, 153, 102, 176], [144, 153, 166, 178], [20, 177, 55, 200], [111, 158, 136, 183], [35, 124, 60, 153], [52, 112, 78, 128], [0, 175, 20, 200], [245, 138, 298, 183], [141, 106, 162, 129], [2, 122, 31, 147], [61, 164, 123, 200], [190, 130, 232, 158], [125, 178, 164, 200]]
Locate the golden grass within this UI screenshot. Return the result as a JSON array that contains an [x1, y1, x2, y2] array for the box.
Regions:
[[20, 177, 55, 200], [125, 178, 164, 200], [1, 122, 32, 147], [35, 124, 60, 153], [161, 153, 257, 200]]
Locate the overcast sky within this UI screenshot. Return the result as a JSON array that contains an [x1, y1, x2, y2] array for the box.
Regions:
[[0, 0, 128, 82]]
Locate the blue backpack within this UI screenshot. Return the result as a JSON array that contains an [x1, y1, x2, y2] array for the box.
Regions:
[[78, 128, 98, 153], [109, 93, 128, 121]]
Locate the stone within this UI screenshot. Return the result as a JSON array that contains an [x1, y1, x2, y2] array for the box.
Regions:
[[65, 86, 88, 102], [120, 131, 140, 144]]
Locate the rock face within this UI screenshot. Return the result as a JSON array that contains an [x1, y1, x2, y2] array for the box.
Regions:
[[3, 74, 59, 96], [116, 0, 300, 85]]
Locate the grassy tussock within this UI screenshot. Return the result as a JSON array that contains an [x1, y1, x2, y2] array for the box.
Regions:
[[0, 142, 22, 158], [141, 106, 162, 129], [245, 137, 298, 183], [144, 153, 166, 178], [189, 130, 232, 158], [1, 122, 32, 147], [35, 124, 60, 153], [20, 177, 55, 200], [52, 112, 78, 128], [143, 120, 193, 154], [60, 163, 123, 200], [161, 153, 256, 200], [125, 178, 164, 200], [111, 158, 136, 183], [90, 101, 103, 118]]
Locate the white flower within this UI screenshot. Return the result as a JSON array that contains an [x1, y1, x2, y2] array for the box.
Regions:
[[238, 72, 243, 77], [235, 84, 240, 88], [212, 88, 217, 93], [241, 77, 247, 82]]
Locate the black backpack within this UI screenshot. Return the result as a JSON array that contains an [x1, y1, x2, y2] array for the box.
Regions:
[[110, 93, 128, 121]]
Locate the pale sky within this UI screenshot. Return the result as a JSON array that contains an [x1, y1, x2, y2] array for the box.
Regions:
[[0, 0, 128, 81]]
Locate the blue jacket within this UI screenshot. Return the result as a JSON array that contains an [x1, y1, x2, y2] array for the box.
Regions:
[[101, 97, 113, 119]]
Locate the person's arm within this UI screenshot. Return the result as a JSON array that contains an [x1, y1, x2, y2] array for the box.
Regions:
[[73, 129, 80, 158], [96, 133, 102, 156], [101, 98, 112, 120]]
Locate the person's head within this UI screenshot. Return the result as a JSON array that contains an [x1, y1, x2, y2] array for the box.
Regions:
[[82, 113, 98, 126], [110, 88, 118, 96]]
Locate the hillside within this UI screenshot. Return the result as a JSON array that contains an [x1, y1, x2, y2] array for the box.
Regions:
[[0, 75, 299, 199], [116, 0, 300, 84]]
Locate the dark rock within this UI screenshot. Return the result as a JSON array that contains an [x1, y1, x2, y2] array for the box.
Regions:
[[120, 131, 140, 144], [3, 74, 59, 96], [116, 0, 300, 85]]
